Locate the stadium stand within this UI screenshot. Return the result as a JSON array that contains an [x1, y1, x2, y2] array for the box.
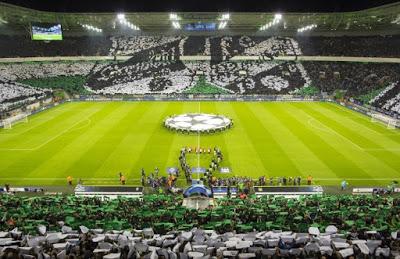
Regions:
[[370, 81, 400, 115], [1, 35, 400, 58], [2, 194, 399, 233], [2, 59, 400, 114], [296, 35, 400, 58], [0, 36, 111, 58], [0, 78, 50, 112], [303, 62, 400, 96], [0, 194, 399, 258], [0, 62, 101, 81], [86, 60, 310, 95]]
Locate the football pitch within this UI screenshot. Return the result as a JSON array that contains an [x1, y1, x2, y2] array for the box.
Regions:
[[0, 101, 399, 186]]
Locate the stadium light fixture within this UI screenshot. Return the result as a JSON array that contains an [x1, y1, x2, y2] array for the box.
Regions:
[[79, 23, 103, 33], [170, 13, 181, 29], [117, 13, 125, 20], [218, 21, 227, 29], [172, 21, 181, 29], [297, 24, 317, 33], [259, 13, 283, 31], [116, 14, 140, 31], [218, 13, 230, 29], [0, 17, 8, 25], [220, 13, 230, 20], [170, 13, 180, 20]]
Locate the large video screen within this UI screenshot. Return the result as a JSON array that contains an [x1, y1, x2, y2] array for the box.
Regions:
[[31, 23, 63, 41], [184, 22, 216, 31]]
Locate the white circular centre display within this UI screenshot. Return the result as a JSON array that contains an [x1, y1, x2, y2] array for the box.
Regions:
[[165, 113, 233, 133]]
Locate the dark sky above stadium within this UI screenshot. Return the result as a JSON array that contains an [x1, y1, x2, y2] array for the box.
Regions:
[[2, 0, 399, 12]]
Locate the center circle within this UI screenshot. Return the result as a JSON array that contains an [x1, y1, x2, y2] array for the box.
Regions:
[[165, 113, 233, 133]]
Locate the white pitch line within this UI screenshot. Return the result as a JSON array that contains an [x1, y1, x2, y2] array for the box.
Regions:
[[363, 148, 400, 151], [0, 118, 91, 151], [0, 177, 397, 182], [307, 118, 364, 151]]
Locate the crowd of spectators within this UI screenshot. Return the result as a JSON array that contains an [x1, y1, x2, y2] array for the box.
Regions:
[[87, 60, 195, 94], [86, 60, 311, 95], [0, 62, 101, 81], [296, 35, 400, 58], [1, 33, 400, 115], [0, 194, 399, 258], [303, 62, 400, 96], [1, 35, 399, 58], [0, 35, 111, 58], [370, 81, 400, 115], [0, 78, 50, 112]]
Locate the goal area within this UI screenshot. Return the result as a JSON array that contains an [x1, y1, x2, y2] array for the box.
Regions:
[[1, 113, 29, 129], [370, 112, 399, 129]]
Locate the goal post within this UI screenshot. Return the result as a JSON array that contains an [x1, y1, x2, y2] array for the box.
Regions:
[[2, 120, 12, 129], [1, 113, 29, 129]]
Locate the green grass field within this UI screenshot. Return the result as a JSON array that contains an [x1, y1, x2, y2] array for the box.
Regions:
[[0, 101, 399, 186]]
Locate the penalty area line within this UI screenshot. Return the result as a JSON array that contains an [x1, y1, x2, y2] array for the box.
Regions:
[[0, 118, 91, 151]]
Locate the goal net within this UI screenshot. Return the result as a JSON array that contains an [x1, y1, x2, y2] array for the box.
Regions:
[[370, 112, 399, 129], [1, 113, 28, 129]]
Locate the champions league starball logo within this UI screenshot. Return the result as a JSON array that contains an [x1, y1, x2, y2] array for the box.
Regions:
[[164, 113, 233, 133]]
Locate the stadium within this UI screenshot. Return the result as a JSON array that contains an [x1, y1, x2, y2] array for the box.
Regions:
[[0, 0, 399, 257]]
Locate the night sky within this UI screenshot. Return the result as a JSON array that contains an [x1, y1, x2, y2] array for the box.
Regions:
[[1, 0, 399, 12]]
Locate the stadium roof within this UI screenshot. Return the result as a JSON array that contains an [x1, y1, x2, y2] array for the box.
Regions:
[[0, 2, 399, 35], [2, 0, 399, 13]]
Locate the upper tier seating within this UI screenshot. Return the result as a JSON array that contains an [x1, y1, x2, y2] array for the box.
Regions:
[[370, 81, 400, 115], [296, 35, 400, 58], [1, 35, 399, 58], [0, 35, 111, 58]]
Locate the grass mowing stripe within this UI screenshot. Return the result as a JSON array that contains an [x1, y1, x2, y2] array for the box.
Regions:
[[0, 103, 89, 148], [286, 103, 398, 183], [20, 104, 114, 183], [88, 103, 149, 179], [0, 103, 73, 139], [57, 103, 143, 180], [162, 102, 198, 182], [232, 102, 301, 176], [257, 103, 337, 178], [129, 102, 182, 175], [91, 103, 153, 179], [33, 102, 125, 183], [61, 103, 142, 180], [0, 101, 397, 186], [277, 103, 374, 184], [215, 102, 269, 177], [300, 103, 400, 173], [315, 103, 400, 151], [322, 102, 400, 145], [198, 102, 231, 178], [330, 102, 400, 141], [0, 103, 105, 181]]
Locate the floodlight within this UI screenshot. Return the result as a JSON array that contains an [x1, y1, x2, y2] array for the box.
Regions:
[[274, 13, 282, 20], [218, 21, 227, 29], [170, 13, 178, 20], [117, 13, 125, 20], [222, 13, 230, 20], [0, 17, 7, 24], [172, 21, 181, 29]]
